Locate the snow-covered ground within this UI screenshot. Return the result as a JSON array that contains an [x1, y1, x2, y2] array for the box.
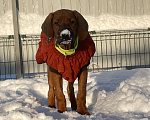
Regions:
[[1, 68, 150, 120]]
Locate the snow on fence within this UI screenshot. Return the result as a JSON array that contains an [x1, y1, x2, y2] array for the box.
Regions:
[[0, 29, 150, 80]]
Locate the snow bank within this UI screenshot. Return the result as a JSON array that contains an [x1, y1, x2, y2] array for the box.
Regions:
[[92, 69, 150, 114], [86, 15, 150, 31], [1, 11, 150, 35], [0, 12, 14, 36], [1, 69, 150, 119]]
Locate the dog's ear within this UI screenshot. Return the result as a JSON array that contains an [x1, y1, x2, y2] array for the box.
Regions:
[[74, 11, 88, 41], [41, 13, 54, 39]]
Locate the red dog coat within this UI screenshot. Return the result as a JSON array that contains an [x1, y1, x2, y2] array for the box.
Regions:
[[36, 32, 95, 82]]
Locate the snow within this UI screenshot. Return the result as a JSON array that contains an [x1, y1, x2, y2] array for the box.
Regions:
[[60, 29, 71, 37], [1, 11, 150, 35], [1, 68, 150, 119]]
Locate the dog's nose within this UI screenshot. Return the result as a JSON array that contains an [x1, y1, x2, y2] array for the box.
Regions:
[[62, 34, 69, 38], [60, 29, 71, 38]]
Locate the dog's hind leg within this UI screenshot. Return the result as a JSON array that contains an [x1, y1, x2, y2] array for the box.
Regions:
[[47, 67, 56, 108], [76, 68, 90, 115], [67, 82, 77, 111]]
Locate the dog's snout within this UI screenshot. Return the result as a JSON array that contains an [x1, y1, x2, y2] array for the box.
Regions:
[[62, 34, 69, 38], [56, 29, 75, 50], [60, 29, 71, 38]]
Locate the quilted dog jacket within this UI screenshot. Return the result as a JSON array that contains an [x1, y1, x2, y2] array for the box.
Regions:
[[36, 32, 95, 82]]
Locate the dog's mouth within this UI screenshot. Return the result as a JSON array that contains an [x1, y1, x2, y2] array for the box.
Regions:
[[56, 29, 75, 50]]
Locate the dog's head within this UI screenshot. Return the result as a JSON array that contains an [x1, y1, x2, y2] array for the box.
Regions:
[[42, 9, 88, 50]]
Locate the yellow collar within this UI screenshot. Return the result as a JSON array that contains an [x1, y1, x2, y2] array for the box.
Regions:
[[55, 37, 78, 57]]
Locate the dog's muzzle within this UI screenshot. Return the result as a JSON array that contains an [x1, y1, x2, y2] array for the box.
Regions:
[[60, 29, 72, 45], [55, 29, 75, 50], [55, 29, 78, 58]]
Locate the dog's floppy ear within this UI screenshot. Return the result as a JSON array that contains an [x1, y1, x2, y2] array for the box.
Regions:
[[74, 11, 88, 41], [41, 13, 54, 40]]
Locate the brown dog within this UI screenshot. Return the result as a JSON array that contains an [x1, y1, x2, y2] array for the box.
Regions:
[[36, 9, 95, 115]]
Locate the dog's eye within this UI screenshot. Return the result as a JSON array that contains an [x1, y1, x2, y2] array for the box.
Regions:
[[70, 20, 75, 25], [54, 21, 59, 25]]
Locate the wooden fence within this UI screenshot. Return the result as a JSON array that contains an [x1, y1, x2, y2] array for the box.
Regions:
[[1, 0, 150, 17]]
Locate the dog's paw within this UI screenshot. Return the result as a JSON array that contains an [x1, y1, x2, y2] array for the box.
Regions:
[[71, 103, 77, 111], [77, 109, 90, 115], [58, 110, 65, 113], [57, 108, 66, 113], [57, 101, 67, 113], [48, 105, 56, 108], [77, 103, 90, 115]]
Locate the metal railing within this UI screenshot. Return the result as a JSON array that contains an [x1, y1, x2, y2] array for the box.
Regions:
[[90, 29, 150, 71], [0, 36, 16, 79], [21, 35, 47, 79], [0, 29, 150, 80]]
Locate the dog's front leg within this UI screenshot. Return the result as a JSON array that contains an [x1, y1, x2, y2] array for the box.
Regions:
[[67, 82, 77, 111], [77, 68, 90, 115], [52, 72, 66, 113], [48, 67, 55, 108]]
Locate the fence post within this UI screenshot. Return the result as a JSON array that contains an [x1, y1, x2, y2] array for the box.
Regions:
[[12, 0, 23, 79]]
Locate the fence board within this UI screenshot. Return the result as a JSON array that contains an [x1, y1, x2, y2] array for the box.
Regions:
[[0, 0, 12, 16], [125, 0, 133, 15], [51, 0, 61, 12], [0, 0, 4, 15], [18, 0, 28, 13], [1, 0, 150, 17], [100, 0, 109, 14], [28, 0, 33, 13], [134, 0, 143, 15], [74, 0, 81, 13], [107, 0, 115, 14], [42, 0, 53, 15], [61, 0, 71, 10], [116, 0, 124, 15], [70, 0, 77, 11], [38, 0, 44, 15], [143, 0, 150, 15], [89, 0, 98, 16]]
